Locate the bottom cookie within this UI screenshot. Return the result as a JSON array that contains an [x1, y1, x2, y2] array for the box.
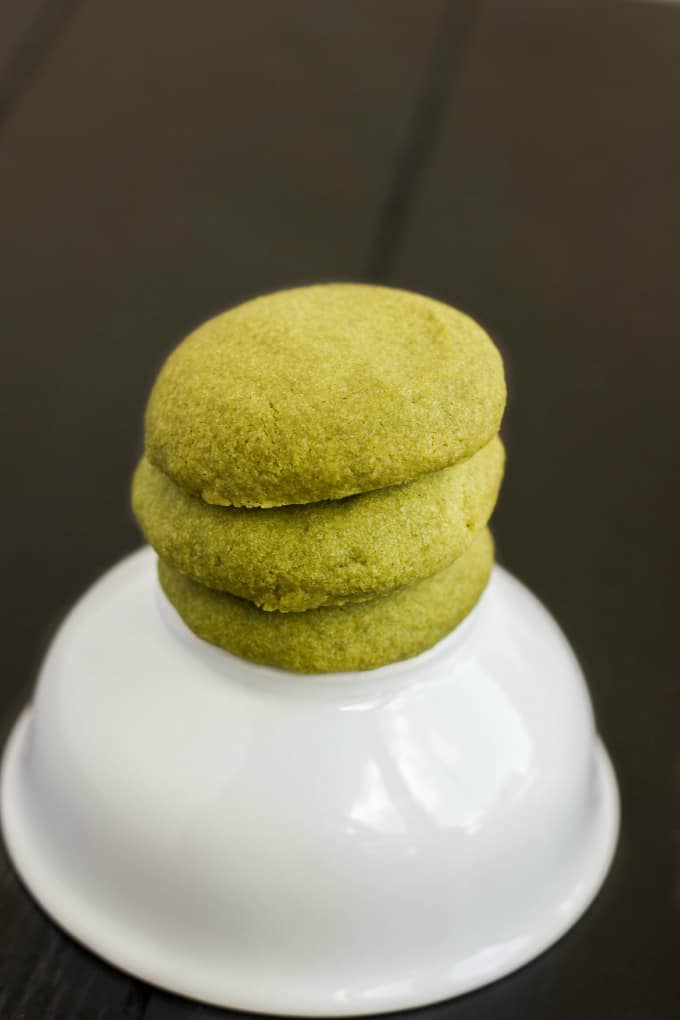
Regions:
[[158, 528, 494, 673]]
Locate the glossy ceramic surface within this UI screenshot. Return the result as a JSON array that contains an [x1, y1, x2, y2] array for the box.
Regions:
[[1, 548, 618, 1015]]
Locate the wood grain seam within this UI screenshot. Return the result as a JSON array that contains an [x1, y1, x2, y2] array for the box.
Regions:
[[366, 0, 480, 282], [0, 0, 85, 133], [122, 980, 152, 1020]]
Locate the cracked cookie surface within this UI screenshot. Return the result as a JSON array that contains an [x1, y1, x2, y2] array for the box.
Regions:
[[145, 284, 506, 507]]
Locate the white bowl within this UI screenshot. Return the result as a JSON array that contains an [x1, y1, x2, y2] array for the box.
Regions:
[[1, 547, 618, 1016]]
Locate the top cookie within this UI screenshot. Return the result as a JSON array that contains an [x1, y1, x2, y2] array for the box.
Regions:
[[145, 284, 506, 507]]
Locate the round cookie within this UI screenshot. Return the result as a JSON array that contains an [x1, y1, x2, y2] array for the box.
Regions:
[[145, 284, 506, 507], [133, 437, 504, 612], [157, 528, 494, 673]]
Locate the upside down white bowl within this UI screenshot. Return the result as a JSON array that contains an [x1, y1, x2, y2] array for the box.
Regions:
[[1, 547, 618, 1016]]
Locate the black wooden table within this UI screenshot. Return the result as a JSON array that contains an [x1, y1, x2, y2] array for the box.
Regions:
[[1, 2, 678, 1018]]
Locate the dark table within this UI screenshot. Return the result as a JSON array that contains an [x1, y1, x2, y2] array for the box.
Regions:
[[1, 2, 678, 1018]]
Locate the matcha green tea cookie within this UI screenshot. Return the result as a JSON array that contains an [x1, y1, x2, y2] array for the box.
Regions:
[[158, 528, 494, 673], [134, 437, 504, 612], [145, 284, 506, 507]]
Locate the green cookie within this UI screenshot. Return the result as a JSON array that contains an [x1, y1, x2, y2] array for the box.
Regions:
[[145, 284, 506, 507], [133, 438, 504, 612], [158, 528, 494, 673]]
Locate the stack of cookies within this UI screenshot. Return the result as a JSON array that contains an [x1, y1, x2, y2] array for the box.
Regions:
[[132, 284, 506, 672]]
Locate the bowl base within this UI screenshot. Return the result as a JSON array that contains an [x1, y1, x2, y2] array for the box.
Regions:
[[2, 549, 619, 1016]]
